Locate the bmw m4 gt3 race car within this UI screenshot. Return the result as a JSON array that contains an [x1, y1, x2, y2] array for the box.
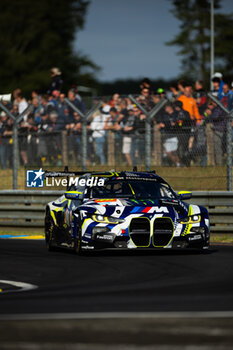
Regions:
[[45, 171, 210, 253]]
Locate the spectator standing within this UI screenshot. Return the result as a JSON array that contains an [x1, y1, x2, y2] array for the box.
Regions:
[[27, 116, 38, 165], [104, 107, 122, 164], [47, 111, 63, 165], [90, 110, 107, 165], [37, 113, 50, 164], [40, 95, 52, 117], [57, 93, 69, 123], [18, 119, 29, 166], [212, 72, 224, 100], [157, 103, 179, 166], [173, 100, 193, 166], [131, 106, 146, 166], [30, 97, 43, 124], [221, 83, 233, 110], [211, 77, 221, 97], [138, 88, 154, 111], [15, 92, 28, 120], [119, 105, 135, 167], [189, 118, 207, 167], [194, 80, 207, 117], [3, 117, 13, 168], [48, 67, 63, 95], [178, 82, 200, 123], [208, 101, 227, 165], [67, 89, 85, 122], [169, 83, 181, 101]]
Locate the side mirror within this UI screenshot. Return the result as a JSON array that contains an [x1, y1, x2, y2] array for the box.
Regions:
[[65, 191, 82, 200], [178, 191, 192, 200]]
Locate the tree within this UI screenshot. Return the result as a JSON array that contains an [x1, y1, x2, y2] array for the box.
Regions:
[[0, 0, 99, 95], [167, 0, 233, 85]]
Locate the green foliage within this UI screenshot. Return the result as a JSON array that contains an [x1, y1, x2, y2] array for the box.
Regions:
[[0, 0, 99, 95], [167, 0, 233, 84]]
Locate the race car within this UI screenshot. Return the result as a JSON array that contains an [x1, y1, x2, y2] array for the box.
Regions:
[[45, 170, 210, 253]]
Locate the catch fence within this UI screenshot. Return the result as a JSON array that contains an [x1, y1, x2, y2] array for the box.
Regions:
[[0, 93, 232, 190]]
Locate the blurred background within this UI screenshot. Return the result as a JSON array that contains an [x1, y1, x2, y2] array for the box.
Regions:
[[0, 0, 233, 190]]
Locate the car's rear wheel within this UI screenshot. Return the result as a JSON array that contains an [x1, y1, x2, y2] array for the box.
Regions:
[[74, 219, 83, 255], [45, 213, 55, 251]]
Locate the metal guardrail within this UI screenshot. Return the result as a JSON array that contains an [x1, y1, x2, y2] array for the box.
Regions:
[[0, 190, 232, 233]]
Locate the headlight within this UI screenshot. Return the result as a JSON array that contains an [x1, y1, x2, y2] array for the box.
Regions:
[[91, 214, 124, 224], [178, 214, 201, 224]]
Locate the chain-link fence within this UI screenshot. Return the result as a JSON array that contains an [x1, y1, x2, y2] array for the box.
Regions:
[[0, 93, 232, 190]]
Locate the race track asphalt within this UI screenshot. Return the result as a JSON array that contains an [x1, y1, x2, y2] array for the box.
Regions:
[[0, 239, 232, 315], [0, 239, 233, 349]]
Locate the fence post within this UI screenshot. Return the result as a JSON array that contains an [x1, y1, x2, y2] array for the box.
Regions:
[[61, 130, 68, 166], [153, 123, 162, 165], [107, 131, 115, 166], [226, 112, 233, 191], [206, 123, 215, 166], [12, 122, 19, 189]]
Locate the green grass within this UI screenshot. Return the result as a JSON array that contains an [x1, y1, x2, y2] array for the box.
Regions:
[[210, 234, 233, 244]]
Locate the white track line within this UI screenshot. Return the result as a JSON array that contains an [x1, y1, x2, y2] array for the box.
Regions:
[[0, 280, 38, 294], [0, 311, 233, 321]]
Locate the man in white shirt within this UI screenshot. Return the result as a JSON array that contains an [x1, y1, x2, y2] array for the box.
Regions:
[[16, 92, 28, 120], [90, 111, 107, 165]]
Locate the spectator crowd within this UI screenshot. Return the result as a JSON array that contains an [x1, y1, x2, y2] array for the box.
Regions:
[[0, 69, 232, 170]]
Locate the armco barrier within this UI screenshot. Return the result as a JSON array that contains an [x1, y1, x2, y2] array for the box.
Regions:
[[0, 190, 232, 233]]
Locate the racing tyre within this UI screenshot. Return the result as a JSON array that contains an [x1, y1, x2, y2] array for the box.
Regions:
[[74, 220, 83, 255], [45, 213, 56, 251]]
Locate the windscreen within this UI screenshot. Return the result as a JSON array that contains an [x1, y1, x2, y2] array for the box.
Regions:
[[90, 180, 176, 200]]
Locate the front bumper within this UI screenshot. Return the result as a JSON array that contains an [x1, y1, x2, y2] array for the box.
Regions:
[[82, 226, 209, 250]]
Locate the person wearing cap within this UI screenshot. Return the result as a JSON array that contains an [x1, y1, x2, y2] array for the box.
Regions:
[[157, 88, 166, 99], [48, 67, 63, 95]]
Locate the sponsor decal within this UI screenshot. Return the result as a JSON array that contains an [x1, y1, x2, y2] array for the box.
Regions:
[[189, 234, 202, 241], [26, 169, 105, 188], [26, 168, 45, 187]]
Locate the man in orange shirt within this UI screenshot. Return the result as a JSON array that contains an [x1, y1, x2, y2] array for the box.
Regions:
[[178, 82, 200, 123]]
